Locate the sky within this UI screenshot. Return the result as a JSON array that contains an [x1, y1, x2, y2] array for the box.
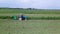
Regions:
[[0, 0, 60, 9]]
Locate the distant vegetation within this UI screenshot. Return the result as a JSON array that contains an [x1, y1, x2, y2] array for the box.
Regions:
[[0, 8, 60, 14]]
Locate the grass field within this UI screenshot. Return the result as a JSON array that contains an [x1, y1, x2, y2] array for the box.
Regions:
[[0, 19, 60, 34], [0, 8, 60, 14], [0, 8, 60, 34]]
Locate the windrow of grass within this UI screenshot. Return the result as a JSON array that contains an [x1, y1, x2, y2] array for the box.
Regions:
[[28, 16, 60, 20], [0, 16, 60, 20]]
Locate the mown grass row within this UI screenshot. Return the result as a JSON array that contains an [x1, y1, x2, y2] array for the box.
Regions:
[[28, 17, 60, 20], [0, 16, 60, 20]]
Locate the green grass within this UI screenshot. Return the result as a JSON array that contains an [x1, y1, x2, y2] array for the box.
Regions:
[[0, 14, 60, 20], [0, 8, 60, 14], [0, 19, 60, 34], [0, 8, 60, 34]]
